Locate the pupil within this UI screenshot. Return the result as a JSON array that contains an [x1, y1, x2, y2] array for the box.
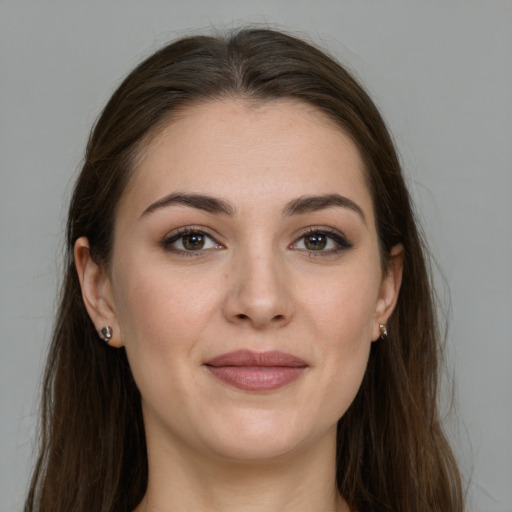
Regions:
[[183, 233, 204, 250], [305, 233, 326, 250]]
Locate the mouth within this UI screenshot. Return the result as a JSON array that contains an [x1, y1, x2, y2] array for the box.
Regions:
[[204, 350, 308, 392]]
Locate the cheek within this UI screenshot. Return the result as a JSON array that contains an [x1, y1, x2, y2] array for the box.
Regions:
[[110, 261, 224, 421], [301, 264, 380, 417], [305, 263, 380, 342], [111, 257, 222, 364]]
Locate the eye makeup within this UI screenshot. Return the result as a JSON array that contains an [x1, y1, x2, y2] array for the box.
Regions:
[[160, 223, 353, 259], [290, 226, 353, 258], [160, 226, 224, 256]]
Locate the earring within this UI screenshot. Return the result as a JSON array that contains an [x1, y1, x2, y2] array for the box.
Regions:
[[98, 326, 113, 344], [379, 323, 388, 340]]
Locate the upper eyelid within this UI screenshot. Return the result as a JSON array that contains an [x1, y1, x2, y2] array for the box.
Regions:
[[160, 228, 224, 254], [291, 227, 353, 250], [293, 226, 349, 240], [164, 226, 223, 242]]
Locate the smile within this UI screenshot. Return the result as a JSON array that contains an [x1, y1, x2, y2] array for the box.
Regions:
[[204, 350, 308, 391]]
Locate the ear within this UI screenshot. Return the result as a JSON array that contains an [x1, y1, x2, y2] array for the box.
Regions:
[[372, 244, 404, 341], [74, 237, 123, 347]]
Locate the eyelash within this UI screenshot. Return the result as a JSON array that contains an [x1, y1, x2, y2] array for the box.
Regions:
[[160, 226, 353, 257], [160, 227, 223, 257], [291, 227, 353, 256]]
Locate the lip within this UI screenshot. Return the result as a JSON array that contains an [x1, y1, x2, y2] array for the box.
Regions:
[[204, 350, 308, 392]]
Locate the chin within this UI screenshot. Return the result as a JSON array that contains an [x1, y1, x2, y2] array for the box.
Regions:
[[210, 434, 303, 463], [198, 407, 324, 462]]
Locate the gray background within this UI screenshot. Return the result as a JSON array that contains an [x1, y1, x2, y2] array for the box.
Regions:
[[1, 1, 511, 511]]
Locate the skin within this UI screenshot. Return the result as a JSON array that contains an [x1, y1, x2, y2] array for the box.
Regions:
[[75, 99, 403, 512]]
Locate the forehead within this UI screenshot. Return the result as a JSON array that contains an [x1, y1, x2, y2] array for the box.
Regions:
[[120, 98, 374, 221]]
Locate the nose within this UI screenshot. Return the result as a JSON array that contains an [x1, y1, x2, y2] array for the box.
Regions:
[[222, 248, 294, 330]]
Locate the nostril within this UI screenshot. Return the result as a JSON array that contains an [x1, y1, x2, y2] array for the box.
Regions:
[[231, 312, 290, 325]]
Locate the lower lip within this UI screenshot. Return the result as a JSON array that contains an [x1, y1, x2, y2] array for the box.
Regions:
[[206, 366, 306, 391]]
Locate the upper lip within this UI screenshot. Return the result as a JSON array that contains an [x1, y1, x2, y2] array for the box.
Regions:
[[204, 349, 307, 367]]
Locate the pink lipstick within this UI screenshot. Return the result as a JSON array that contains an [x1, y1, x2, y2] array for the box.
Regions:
[[204, 350, 307, 391]]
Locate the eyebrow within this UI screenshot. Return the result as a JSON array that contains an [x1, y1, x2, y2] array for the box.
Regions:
[[283, 194, 367, 224], [140, 192, 366, 224], [141, 192, 236, 217]]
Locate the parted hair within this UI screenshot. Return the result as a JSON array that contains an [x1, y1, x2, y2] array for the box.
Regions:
[[25, 28, 463, 512]]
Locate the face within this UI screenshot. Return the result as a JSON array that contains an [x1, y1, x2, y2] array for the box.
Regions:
[[77, 99, 402, 464]]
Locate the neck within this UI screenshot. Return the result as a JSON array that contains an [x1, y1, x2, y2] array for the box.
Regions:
[[135, 426, 349, 512]]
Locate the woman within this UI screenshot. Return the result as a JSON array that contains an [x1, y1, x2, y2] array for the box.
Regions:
[[25, 28, 463, 512]]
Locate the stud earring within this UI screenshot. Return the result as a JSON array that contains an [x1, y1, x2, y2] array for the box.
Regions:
[[379, 323, 388, 340], [98, 326, 113, 344]]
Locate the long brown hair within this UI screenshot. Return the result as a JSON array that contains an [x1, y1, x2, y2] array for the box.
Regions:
[[25, 28, 463, 512]]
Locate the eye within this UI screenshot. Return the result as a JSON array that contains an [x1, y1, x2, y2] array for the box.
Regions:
[[162, 228, 223, 254], [302, 232, 330, 251], [291, 228, 352, 254]]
